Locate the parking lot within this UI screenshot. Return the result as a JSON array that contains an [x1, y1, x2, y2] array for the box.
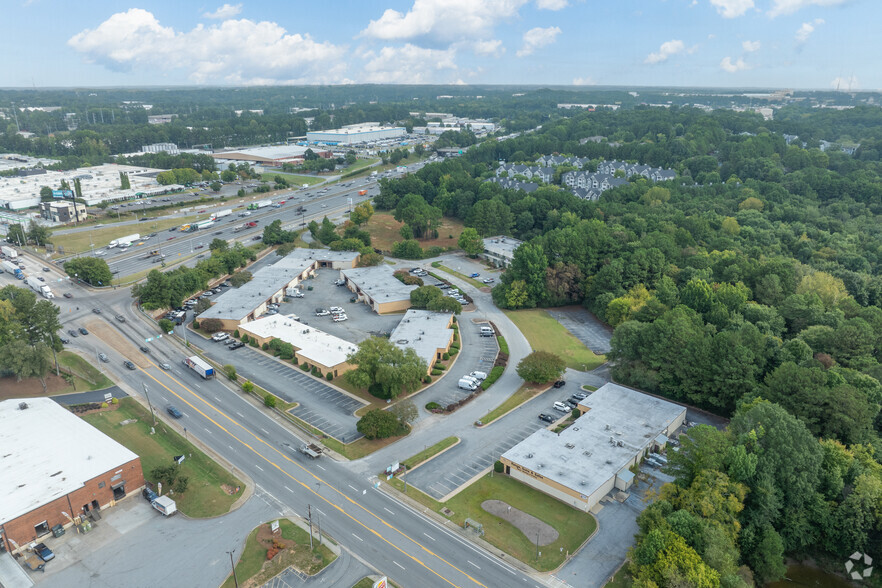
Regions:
[[199, 341, 366, 442], [546, 307, 613, 355]]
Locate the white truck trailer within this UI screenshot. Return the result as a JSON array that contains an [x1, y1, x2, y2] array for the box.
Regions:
[[1, 245, 17, 259], [25, 275, 54, 298]]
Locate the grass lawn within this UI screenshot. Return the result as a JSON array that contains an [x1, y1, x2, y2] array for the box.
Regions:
[[321, 429, 410, 460], [504, 309, 605, 371], [402, 437, 458, 470], [340, 157, 380, 177], [363, 212, 465, 252], [51, 214, 204, 254], [478, 383, 545, 425], [605, 564, 633, 588], [259, 172, 324, 187], [57, 350, 114, 391], [431, 263, 486, 289], [387, 473, 596, 572], [83, 398, 243, 518], [582, 384, 599, 392], [221, 519, 336, 588]]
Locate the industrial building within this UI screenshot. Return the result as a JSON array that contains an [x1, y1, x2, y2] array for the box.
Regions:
[[481, 236, 523, 268], [238, 315, 358, 378], [141, 142, 180, 155], [40, 200, 88, 223], [500, 383, 686, 512], [211, 145, 331, 168], [200, 249, 360, 331], [307, 125, 405, 146], [0, 398, 145, 554], [340, 265, 417, 314], [389, 309, 455, 373]]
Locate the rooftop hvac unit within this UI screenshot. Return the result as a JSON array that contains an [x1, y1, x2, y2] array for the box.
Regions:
[[606, 460, 613, 465], [615, 431, 623, 436], [565, 443, 575, 449], [526, 453, 533, 459], [605, 424, 610, 430], [19, 402, 28, 410], [583, 451, 592, 457], [579, 480, 587, 486], [617, 441, 624, 447], [572, 427, 580, 431]]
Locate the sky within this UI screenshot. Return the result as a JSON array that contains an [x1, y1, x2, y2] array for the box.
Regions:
[[3, 0, 876, 90]]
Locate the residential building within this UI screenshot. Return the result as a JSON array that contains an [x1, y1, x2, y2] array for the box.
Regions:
[[487, 177, 539, 194], [495, 164, 554, 184], [500, 383, 686, 512], [481, 236, 523, 268], [389, 310, 454, 374], [0, 398, 145, 554]]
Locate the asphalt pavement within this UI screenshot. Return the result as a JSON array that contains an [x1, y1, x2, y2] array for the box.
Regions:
[[52, 386, 127, 405]]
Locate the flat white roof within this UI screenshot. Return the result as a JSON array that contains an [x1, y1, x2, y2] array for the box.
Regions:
[[212, 145, 310, 161], [482, 236, 522, 260], [0, 397, 139, 525], [390, 309, 453, 369], [202, 249, 359, 322], [342, 265, 417, 304], [502, 383, 685, 500], [308, 126, 404, 136], [240, 314, 357, 367]]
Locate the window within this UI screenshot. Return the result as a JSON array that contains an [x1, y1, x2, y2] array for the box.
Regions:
[[34, 521, 50, 537], [98, 481, 105, 489]]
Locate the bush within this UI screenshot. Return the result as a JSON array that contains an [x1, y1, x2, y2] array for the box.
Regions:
[[431, 369, 442, 376], [223, 364, 237, 381], [234, 330, 240, 338], [301, 363, 310, 371], [242, 381, 254, 393], [111, 397, 119, 405], [250, 340, 258, 347], [572, 408, 581, 419], [311, 367, 320, 377], [326, 372, 334, 381], [241, 334, 250, 344], [442, 352, 449, 360], [264, 395, 277, 409], [201, 318, 224, 333], [494, 460, 504, 473], [192, 320, 200, 329], [426, 401, 441, 410], [481, 365, 505, 390], [497, 335, 509, 355], [158, 318, 175, 333], [449, 348, 458, 356], [423, 375, 432, 384], [262, 342, 269, 351], [101, 402, 108, 409], [434, 363, 446, 371]]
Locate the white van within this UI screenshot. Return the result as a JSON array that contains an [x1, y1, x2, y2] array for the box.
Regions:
[[553, 401, 570, 413], [461, 375, 480, 386], [458, 378, 478, 391], [479, 326, 494, 337], [469, 371, 488, 381]]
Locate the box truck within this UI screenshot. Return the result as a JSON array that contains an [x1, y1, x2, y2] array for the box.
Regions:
[[210, 208, 232, 221], [109, 234, 140, 248], [151, 495, 177, 516], [247, 199, 271, 210], [183, 355, 214, 379], [1, 246, 17, 259]]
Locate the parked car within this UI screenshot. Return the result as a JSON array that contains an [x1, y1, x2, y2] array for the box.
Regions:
[[553, 380, 566, 388], [202, 291, 213, 297], [92, 308, 102, 314], [166, 405, 183, 419], [123, 360, 136, 370], [315, 308, 329, 316], [470, 272, 480, 278], [68, 329, 79, 338], [59, 337, 70, 344], [553, 401, 570, 413], [142, 487, 159, 502], [538, 413, 555, 423], [482, 277, 495, 284], [469, 371, 488, 381], [33, 543, 55, 562], [333, 315, 348, 322], [98, 353, 109, 363], [78, 327, 89, 336], [212, 332, 229, 342], [229, 341, 245, 350], [572, 392, 588, 400]]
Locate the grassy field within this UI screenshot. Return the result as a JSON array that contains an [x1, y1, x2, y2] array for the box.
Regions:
[[321, 428, 410, 460], [57, 350, 114, 391], [83, 398, 243, 518], [259, 172, 324, 187], [478, 383, 545, 425], [432, 263, 486, 289], [339, 157, 380, 177], [221, 519, 336, 588], [605, 564, 633, 588], [504, 309, 606, 371], [387, 473, 596, 571], [402, 437, 459, 470], [363, 212, 465, 252], [51, 213, 205, 254]]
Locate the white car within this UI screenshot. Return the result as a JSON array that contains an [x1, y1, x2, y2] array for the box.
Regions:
[[333, 315, 348, 322], [469, 371, 488, 381], [315, 310, 330, 316], [212, 332, 229, 342], [329, 306, 343, 313]]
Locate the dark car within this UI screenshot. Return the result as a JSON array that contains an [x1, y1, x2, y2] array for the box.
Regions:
[[169, 227, 178, 232], [167, 405, 183, 419], [116, 315, 126, 323], [142, 487, 158, 502], [229, 341, 245, 350], [139, 346, 149, 354], [78, 327, 89, 335], [42, 267, 50, 272], [63, 292, 73, 298], [33, 543, 55, 562], [195, 244, 204, 249], [59, 336, 70, 344], [538, 413, 555, 423], [92, 308, 102, 314], [123, 360, 136, 370], [552, 380, 566, 388], [68, 329, 79, 338]]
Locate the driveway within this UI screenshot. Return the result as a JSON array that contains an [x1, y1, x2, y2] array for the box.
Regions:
[[52, 386, 128, 405], [546, 307, 613, 355], [199, 342, 365, 442]]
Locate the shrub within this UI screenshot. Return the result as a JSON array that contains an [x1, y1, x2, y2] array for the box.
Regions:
[[494, 460, 504, 473], [223, 364, 237, 381], [423, 375, 432, 384], [449, 348, 458, 356], [192, 320, 200, 329], [326, 372, 334, 381], [442, 352, 449, 360], [431, 369, 442, 376], [111, 397, 119, 405], [264, 395, 277, 409], [434, 363, 446, 371], [262, 342, 269, 351], [234, 330, 240, 338], [101, 402, 108, 409], [240, 334, 249, 344], [242, 381, 254, 393], [481, 365, 505, 390], [497, 335, 509, 355], [200, 318, 224, 333], [301, 363, 310, 371], [426, 401, 441, 410], [158, 318, 175, 333], [571, 408, 581, 419], [311, 367, 320, 377], [250, 340, 258, 347]]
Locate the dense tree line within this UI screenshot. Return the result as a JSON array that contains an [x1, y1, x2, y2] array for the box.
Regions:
[[0, 285, 62, 390]]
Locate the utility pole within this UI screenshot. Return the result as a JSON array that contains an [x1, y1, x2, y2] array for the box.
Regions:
[[307, 505, 314, 550], [226, 550, 239, 588], [142, 382, 156, 425]]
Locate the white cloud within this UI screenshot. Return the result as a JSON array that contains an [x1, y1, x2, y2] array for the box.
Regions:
[[709, 0, 754, 18], [572, 76, 595, 85], [536, 0, 569, 9], [203, 3, 242, 19], [720, 56, 751, 72], [742, 40, 761, 52], [645, 39, 686, 64], [768, 0, 847, 17], [516, 26, 561, 57], [68, 9, 347, 84], [831, 75, 858, 90], [795, 18, 824, 43], [470, 39, 505, 56], [361, 0, 527, 44], [362, 43, 457, 83]]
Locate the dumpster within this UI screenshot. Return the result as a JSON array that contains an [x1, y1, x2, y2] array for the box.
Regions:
[[52, 524, 65, 538]]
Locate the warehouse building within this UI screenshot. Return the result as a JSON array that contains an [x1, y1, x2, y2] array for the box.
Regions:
[[481, 236, 522, 268], [500, 383, 686, 512], [0, 398, 145, 554], [307, 125, 405, 146], [340, 265, 417, 314], [239, 315, 358, 378], [200, 249, 359, 331], [211, 145, 332, 168], [389, 309, 455, 373]]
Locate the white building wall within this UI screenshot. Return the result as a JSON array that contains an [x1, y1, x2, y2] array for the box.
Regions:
[[508, 468, 591, 512]]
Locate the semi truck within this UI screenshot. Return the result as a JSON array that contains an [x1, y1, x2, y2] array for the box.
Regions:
[[1, 245, 17, 259], [108, 234, 140, 248], [247, 199, 272, 210], [146, 250, 162, 258], [2, 260, 24, 279], [183, 355, 214, 379], [210, 208, 232, 221], [189, 220, 214, 231], [26, 275, 54, 298]]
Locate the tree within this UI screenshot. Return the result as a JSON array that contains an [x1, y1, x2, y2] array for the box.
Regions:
[[345, 337, 427, 399], [516, 351, 566, 383], [156, 170, 176, 185], [119, 171, 131, 190], [158, 318, 174, 333], [507, 242, 548, 307], [350, 202, 374, 226], [40, 186, 54, 201], [221, 169, 237, 182], [209, 181, 222, 192], [796, 271, 850, 309], [356, 409, 404, 440], [6, 223, 26, 246], [223, 364, 237, 381], [264, 394, 277, 408], [391, 239, 424, 259], [209, 238, 229, 253], [200, 318, 223, 333], [27, 221, 51, 246], [389, 399, 418, 427], [64, 257, 113, 286], [230, 271, 252, 287], [458, 227, 483, 256]]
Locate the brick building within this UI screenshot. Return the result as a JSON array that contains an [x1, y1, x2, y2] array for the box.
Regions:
[[0, 398, 145, 554]]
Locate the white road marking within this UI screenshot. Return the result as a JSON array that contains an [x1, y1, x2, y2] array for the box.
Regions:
[[228, 445, 235, 451], [315, 464, 326, 470], [236, 411, 244, 418], [423, 533, 435, 541], [348, 484, 358, 492], [393, 561, 405, 570], [352, 533, 363, 542], [384, 507, 395, 515], [214, 396, 221, 402], [254, 465, 263, 472], [468, 561, 480, 570], [193, 383, 201, 389], [316, 508, 326, 516], [284, 486, 294, 493], [261, 428, 269, 435]]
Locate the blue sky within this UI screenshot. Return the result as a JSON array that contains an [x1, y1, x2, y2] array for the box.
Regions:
[[4, 0, 875, 89]]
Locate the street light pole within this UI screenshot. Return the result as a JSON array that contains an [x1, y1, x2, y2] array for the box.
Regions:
[[226, 550, 239, 588], [142, 382, 156, 425]]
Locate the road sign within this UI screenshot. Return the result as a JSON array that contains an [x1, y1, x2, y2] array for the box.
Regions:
[[271, 520, 280, 533], [104, 393, 112, 402], [373, 577, 387, 588]]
